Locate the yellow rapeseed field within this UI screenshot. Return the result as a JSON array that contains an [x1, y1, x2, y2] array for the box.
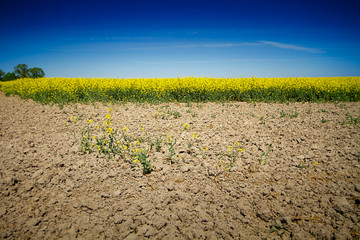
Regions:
[[0, 76, 359, 103]]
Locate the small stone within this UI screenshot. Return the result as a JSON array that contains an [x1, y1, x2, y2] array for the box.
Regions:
[[23, 183, 34, 193], [291, 226, 314, 240], [113, 190, 122, 197], [333, 226, 352, 239], [332, 196, 352, 214], [123, 207, 138, 216], [166, 182, 175, 191], [355, 184, 360, 192], [107, 172, 116, 178], [281, 216, 292, 225], [207, 168, 216, 176], [239, 206, 250, 217], [34, 209, 40, 216], [238, 183, 247, 188], [0, 207, 7, 217], [123, 233, 138, 240], [6, 144, 14, 149], [273, 173, 281, 181], [28, 218, 41, 227], [311, 144, 320, 150], [161, 165, 171, 175], [151, 215, 167, 230], [32, 169, 43, 179], [161, 175, 166, 182], [144, 225, 157, 237], [205, 231, 218, 240], [230, 166, 239, 172], [178, 149, 186, 154], [81, 202, 98, 211], [37, 177, 46, 184], [101, 193, 110, 198], [256, 208, 272, 222], [137, 225, 150, 235], [113, 215, 124, 224], [180, 165, 190, 173]]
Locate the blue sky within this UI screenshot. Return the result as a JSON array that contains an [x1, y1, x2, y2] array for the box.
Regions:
[[1, 0, 360, 78]]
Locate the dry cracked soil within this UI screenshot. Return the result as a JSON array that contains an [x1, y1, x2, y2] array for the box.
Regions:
[[0, 92, 359, 239]]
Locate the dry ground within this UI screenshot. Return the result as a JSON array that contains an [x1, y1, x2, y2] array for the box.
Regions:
[[0, 92, 359, 239]]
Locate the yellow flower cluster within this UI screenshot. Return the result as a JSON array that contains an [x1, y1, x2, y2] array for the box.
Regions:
[[1, 76, 359, 103]]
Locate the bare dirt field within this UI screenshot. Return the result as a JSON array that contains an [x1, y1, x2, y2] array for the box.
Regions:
[[0, 92, 359, 239]]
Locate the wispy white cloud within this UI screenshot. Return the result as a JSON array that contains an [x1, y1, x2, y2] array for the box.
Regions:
[[52, 40, 324, 54], [168, 42, 261, 49], [142, 41, 323, 53], [259, 41, 324, 53], [60, 36, 155, 41], [104, 36, 154, 40], [134, 57, 323, 65], [134, 59, 238, 64]]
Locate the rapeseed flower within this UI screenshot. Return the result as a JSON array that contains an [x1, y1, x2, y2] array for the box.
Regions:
[[1, 76, 359, 103]]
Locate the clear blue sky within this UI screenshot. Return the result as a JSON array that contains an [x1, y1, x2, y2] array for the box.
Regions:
[[1, 0, 360, 78]]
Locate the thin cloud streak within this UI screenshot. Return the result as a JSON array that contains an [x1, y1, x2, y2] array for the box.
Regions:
[[134, 59, 236, 64], [104, 36, 155, 40], [259, 41, 324, 53], [172, 42, 261, 48], [135, 57, 325, 65], [51, 40, 324, 54], [137, 41, 322, 54], [50, 42, 258, 52], [171, 41, 323, 53]]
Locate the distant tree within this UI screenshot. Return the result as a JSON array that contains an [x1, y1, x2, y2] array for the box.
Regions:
[[1, 64, 45, 81], [0, 69, 5, 81], [14, 64, 30, 78], [2, 72, 18, 81], [29, 67, 45, 78]]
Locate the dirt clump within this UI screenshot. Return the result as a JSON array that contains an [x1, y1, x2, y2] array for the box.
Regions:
[[0, 92, 359, 239]]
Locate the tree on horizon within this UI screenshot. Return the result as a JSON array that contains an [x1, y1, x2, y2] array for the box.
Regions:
[[0, 64, 45, 81]]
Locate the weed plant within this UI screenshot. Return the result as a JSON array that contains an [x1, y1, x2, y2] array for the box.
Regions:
[[74, 110, 246, 174], [269, 221, 287, 237], [259, 142, 273, 165], [224, 141, 244, 171], [166, 135, 177, 164], [343, 113, 359, 125]]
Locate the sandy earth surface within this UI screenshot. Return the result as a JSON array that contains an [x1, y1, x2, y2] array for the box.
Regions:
[[0, 92, 359, 239]]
